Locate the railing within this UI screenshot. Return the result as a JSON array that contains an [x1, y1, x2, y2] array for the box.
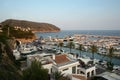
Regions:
[[78, 64, 95, 69]]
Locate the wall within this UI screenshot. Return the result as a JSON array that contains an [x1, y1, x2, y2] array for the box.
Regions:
[[43, 63, 53, 74]]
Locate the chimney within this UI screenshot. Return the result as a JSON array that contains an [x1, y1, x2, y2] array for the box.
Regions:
[[52, 54, 55, 60]]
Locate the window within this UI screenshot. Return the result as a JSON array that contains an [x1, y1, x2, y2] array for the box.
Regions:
[[91, 70, 94, 76], [77, 69, 79, 74], [87, 72, 90, 77], [72, 66, 76, 74], [51, 68, 52, 73], [80, 71, 85, 74], [63, 68, 69, 71]]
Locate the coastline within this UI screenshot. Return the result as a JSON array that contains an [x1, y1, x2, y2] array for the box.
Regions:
[[16, 38, 35, 43], [32, 30, 61, 33], [16, 30, 61, 42]]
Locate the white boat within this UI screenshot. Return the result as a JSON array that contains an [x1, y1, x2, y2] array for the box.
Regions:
[[94, 59, 100, 64], [13, 49, 20, 60], [20, 50, 32, 54], [113, 65, 120, 70], [20, 46, 37, 55], [56, 49, 64, 54]]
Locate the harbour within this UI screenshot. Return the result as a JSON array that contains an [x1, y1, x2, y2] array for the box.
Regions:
[[35, 30, 120, 66]]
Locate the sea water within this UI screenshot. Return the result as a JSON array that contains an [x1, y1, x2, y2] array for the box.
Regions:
[[35, 30, 120, 38]]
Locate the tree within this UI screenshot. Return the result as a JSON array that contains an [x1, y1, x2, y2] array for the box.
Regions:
[[100, 47, 107, 61], [89, 45, 98, 63], [58, 42, 64, 53], [108, 47, 114, 63], [2, 25, 35, 39], [67, 41, 75, 54], [78, 44, 83, 57], [0, 34, 22, 80], [58, 42, 64, 50], [22, 60, 48, 80], [0, 42, 3, 62], [107, 47, 114, 71], [52, 71, 64, 80]]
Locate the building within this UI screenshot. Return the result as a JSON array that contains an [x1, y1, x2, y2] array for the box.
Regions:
[[27, 53, 53, 74], [77, 57, 96, 78], [51, 54, 79, 75], [27, 53, 96, 79]]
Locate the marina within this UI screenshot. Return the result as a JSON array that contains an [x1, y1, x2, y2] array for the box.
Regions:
[[11, 30, 120, 80], [35, 30, 120, 65]]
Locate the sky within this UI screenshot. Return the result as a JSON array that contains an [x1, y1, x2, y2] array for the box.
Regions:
[[0, 0, 120, 30]]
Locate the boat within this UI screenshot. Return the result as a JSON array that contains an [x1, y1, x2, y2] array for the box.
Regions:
[[13, 49, 21, 60]]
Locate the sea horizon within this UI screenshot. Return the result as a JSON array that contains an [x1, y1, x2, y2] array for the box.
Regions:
[[35, 30, 120, 38]]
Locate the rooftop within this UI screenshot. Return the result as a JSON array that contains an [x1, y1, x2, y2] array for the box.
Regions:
[[55, 54, 70, 64], [27, 54, 53, 65], [72, 74, 87, 80], [54, 54, 78, 67]]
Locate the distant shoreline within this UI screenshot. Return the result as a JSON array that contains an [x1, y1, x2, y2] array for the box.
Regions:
[[16, 30, 60, 42], [32, 30, 60, 33]]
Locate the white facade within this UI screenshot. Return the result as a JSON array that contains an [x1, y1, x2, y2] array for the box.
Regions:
[[43, 63, 53, 74], [26, 53, 96, 79], [52, 61, 79, 75], [27, 54, 53, 74], [78, 66, 96, 78]]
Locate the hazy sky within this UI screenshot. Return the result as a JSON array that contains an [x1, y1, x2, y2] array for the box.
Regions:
[[0, 0, 120, 30]]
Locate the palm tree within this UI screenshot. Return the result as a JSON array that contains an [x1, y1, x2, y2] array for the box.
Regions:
[[67, 41, 75, 54], [22, 60, 48, 80], [78, 44, 83, 57], [58, 42, 64, 50], [107, 46, 114, 71], [108, 47, 114, 63], [89, 45, 98, 63], [52, 71, 64, 80], [100, 47, 107, 61]]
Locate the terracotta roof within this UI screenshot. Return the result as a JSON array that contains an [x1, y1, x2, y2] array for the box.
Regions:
[[55, 54, 70, 64], [72, 74, 87, 80]]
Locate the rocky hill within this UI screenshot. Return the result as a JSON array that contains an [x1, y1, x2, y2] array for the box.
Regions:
[[1, 19, 60, 32]]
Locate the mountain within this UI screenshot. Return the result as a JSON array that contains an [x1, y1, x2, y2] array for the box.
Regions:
[[1, 19, 60, 32]]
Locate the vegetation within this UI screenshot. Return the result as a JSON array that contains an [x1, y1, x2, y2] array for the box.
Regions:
[[107, 62, 114, 71], [52, 71, 64, 80], [108, 47, 114, 63], [2, 25, 35, 39], [67, 41, 75, 54], [0, 33, 22, 80], [58, 42, 64, 50], [78, 44, 84, 57], [0, 32, 9, 43], [89, 45, 98, 63], [0, 32, 47, 80], [52, 71, 70, 80], [22, 60, 48, 80], [1, 19, 60, 32], [107, 47, 114, 71]]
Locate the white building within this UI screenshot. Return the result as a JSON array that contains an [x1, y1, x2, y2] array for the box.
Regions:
[[77, 56, 96, 78], [27, 53, 96, 79], [27, 53, 53, 74], [51, 54, 79, 75]]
